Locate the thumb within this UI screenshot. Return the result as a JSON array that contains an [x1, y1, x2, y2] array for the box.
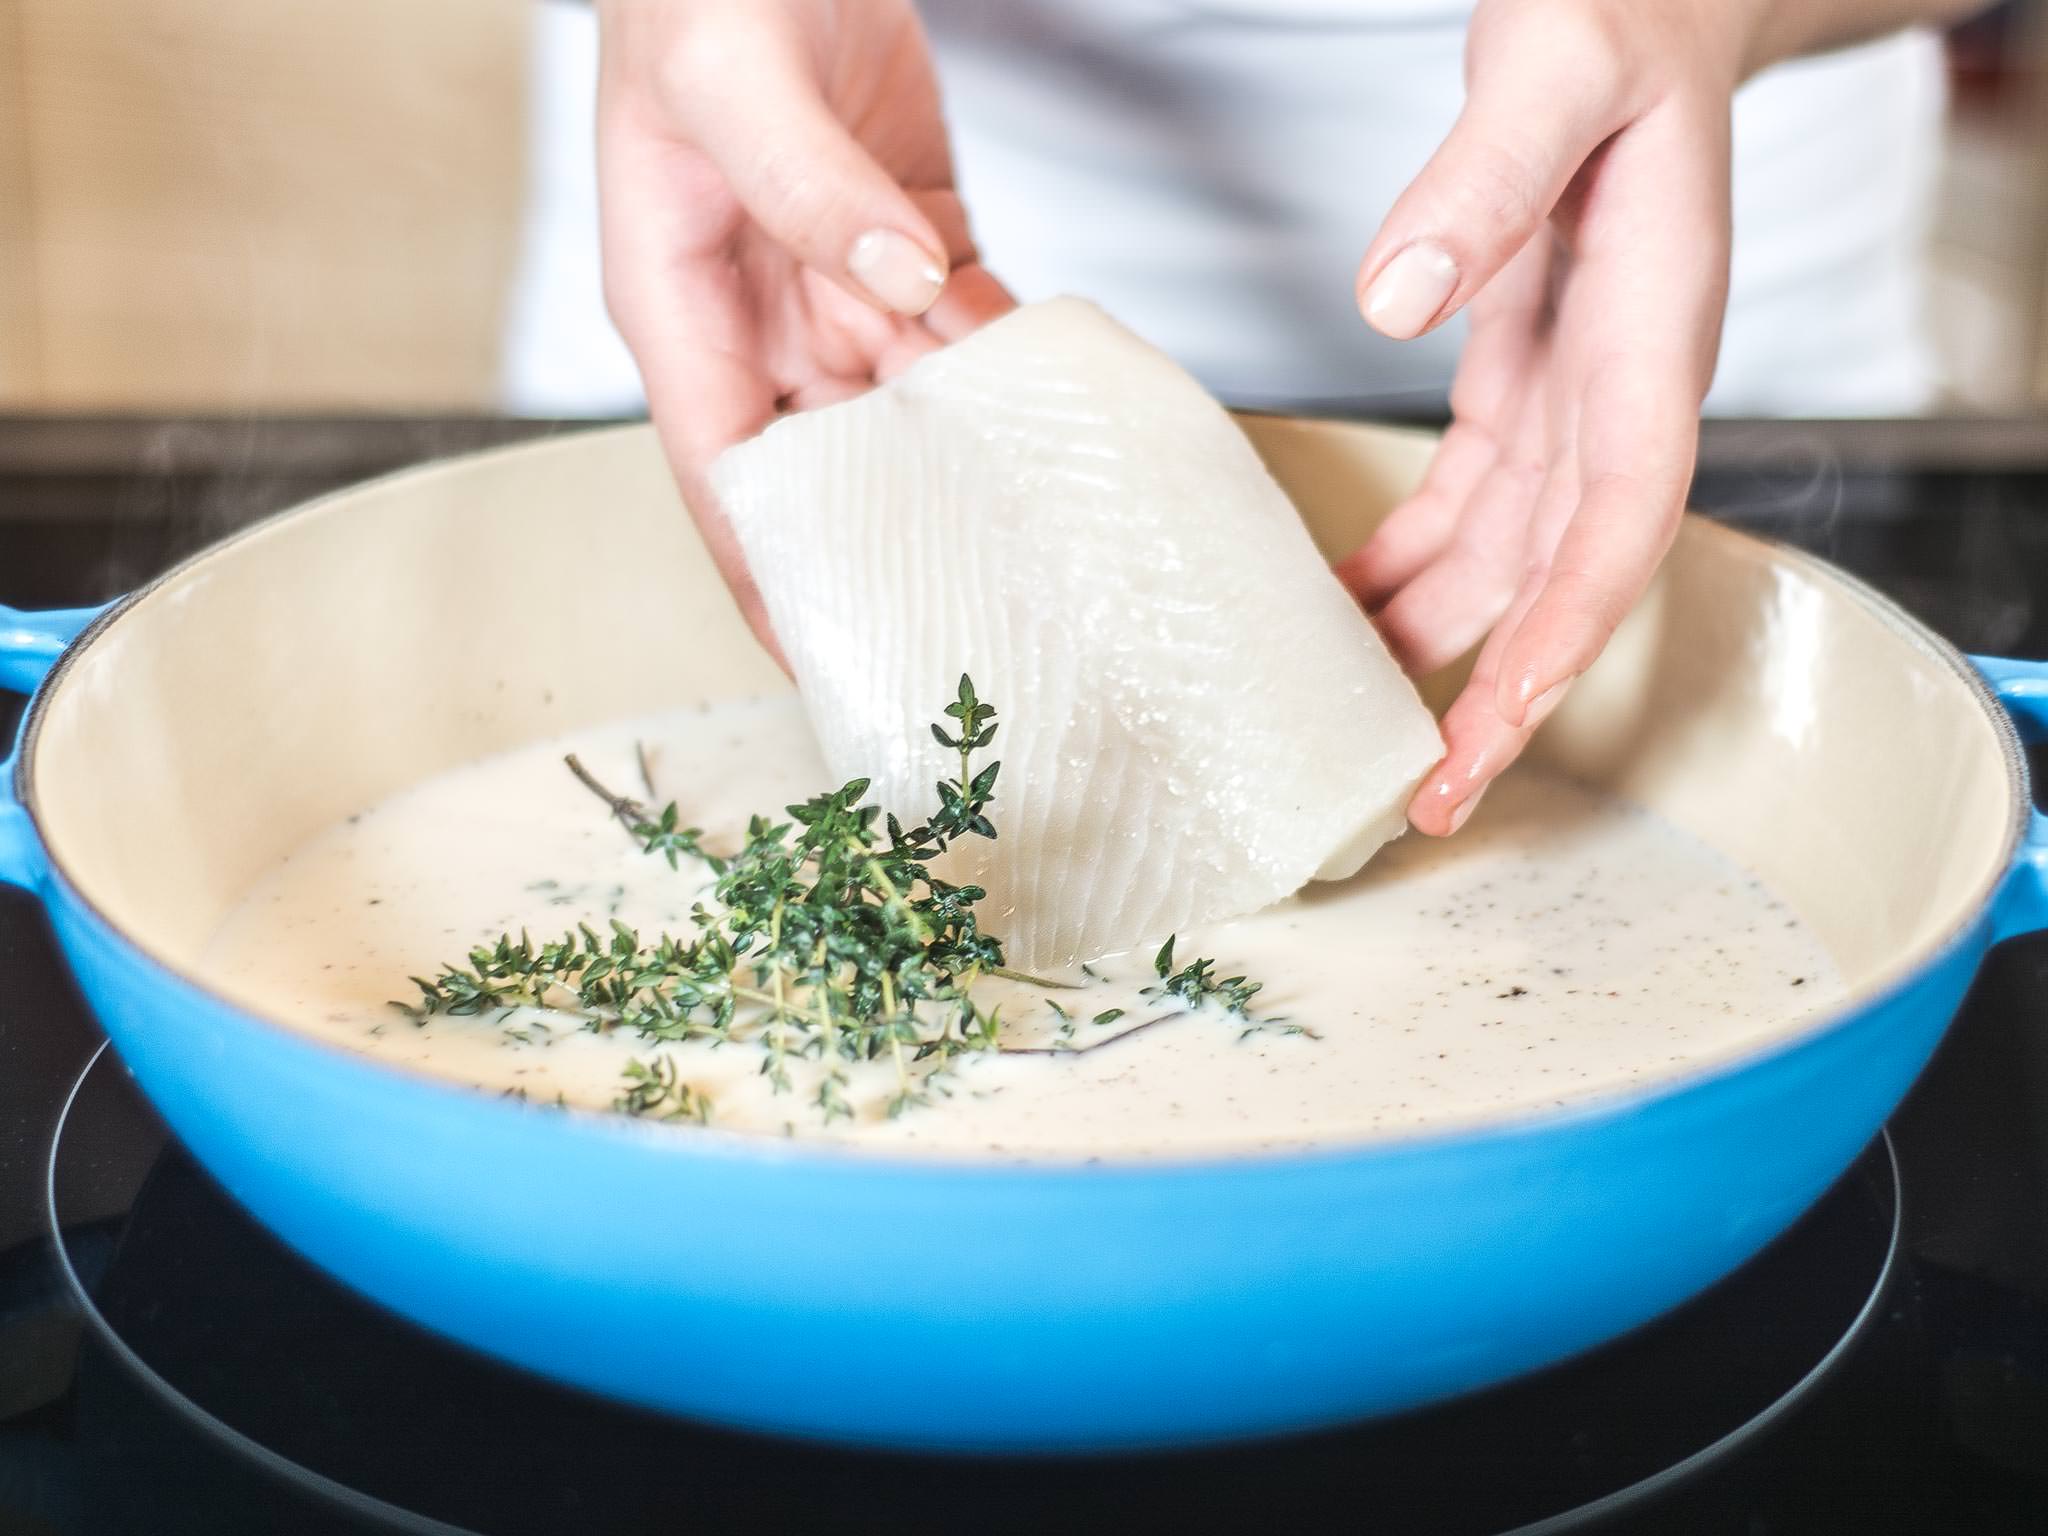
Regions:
[[1356, 30, 1627, 340], [660, 15, 951, 316]]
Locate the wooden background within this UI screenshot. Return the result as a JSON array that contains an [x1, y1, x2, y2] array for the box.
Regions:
[[0, 0, 525, 411], [0, 2, 2044, 414]]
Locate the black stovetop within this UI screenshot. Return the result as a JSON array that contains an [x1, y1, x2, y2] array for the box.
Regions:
[[2, 416, 2047, 1535]]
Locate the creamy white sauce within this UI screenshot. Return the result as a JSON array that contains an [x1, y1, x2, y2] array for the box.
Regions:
[[201, 695, 1843, 1158]]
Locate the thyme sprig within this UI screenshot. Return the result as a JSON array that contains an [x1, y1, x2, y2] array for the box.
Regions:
[[399, 676, 1282, 1124], [1147, 935, 1264, 1017], [406, 677, 1013, 1119], [1147, 934, 1312, 1044]]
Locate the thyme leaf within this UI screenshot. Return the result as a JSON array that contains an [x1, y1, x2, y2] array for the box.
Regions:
[[615, 1054, 712, 1123]]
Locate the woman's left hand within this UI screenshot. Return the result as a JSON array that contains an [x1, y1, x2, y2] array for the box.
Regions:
[[1338, 0, 1745, 836]]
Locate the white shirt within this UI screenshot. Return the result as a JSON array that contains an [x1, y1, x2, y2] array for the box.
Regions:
[[502, 0, 1944, 417]]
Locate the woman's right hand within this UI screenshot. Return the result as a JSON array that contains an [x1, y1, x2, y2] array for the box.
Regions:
[[595, 0, 1012, 641]]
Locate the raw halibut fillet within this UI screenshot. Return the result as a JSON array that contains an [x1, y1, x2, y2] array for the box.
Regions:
[[709, 297, 1443, 969]]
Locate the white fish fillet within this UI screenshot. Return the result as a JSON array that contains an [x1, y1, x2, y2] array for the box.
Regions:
[[709, 297, 1443, 969]]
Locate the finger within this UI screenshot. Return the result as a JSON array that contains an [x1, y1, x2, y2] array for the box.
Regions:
[[1335, 420, 1496, 609], [873, 324, 941, 381], [1372, 369, 1552, 676], [780, 376, 875, 411], [1355, 10, 1628, 340], [1402, 559, 1544, 838], [924, 262, 1017, 342], [910, 189, 1018, 341], [596, 119, 782, 654], [1490, 105, 1727, 724], [1484, 442, 1585, 722], [1338, 239, 1553, 607], [1490, 430, 1690, 727], [1473, 403, 1583, 656], [1407, 678, 1544, 837], [654, 9, 951, 317], [1407, 562, 1566, 840], [597, 78, 771, 452], [1371, 476, 1534, 677]]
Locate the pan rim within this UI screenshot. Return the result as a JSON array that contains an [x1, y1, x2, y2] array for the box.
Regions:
[[9, 420, 2031, 1176]]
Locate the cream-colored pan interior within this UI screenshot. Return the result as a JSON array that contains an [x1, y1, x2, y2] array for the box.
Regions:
[[24, 418, 2020, 1001]]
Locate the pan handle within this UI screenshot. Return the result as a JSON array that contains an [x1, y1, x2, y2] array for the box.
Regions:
[[1, 603, 104, 695], [1971, 654, 2048, 943], [2, 602, 109, 890]]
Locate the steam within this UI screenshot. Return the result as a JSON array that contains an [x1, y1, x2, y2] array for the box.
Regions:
[[1694, 419, 2033, 655]]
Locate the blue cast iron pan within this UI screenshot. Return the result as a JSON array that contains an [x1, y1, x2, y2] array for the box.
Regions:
[[2, 421, 2043, 1451]]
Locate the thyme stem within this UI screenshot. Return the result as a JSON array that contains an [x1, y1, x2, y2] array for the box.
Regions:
[[999, 1010, 1185, 1057], [563, 752, 647, 832]]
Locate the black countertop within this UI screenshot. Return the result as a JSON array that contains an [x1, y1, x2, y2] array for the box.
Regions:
[[4, 410, 2048, 626]]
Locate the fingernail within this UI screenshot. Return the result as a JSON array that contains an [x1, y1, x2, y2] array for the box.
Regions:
[[1361, 242, 1459, 340], [1523, 678, 1573, 730], [847, 228, 946, 316], [1447, 785, 1487, 835]]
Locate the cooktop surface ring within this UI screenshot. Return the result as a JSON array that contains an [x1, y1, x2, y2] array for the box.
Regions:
[[45, 1038, 1905, 1536]]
